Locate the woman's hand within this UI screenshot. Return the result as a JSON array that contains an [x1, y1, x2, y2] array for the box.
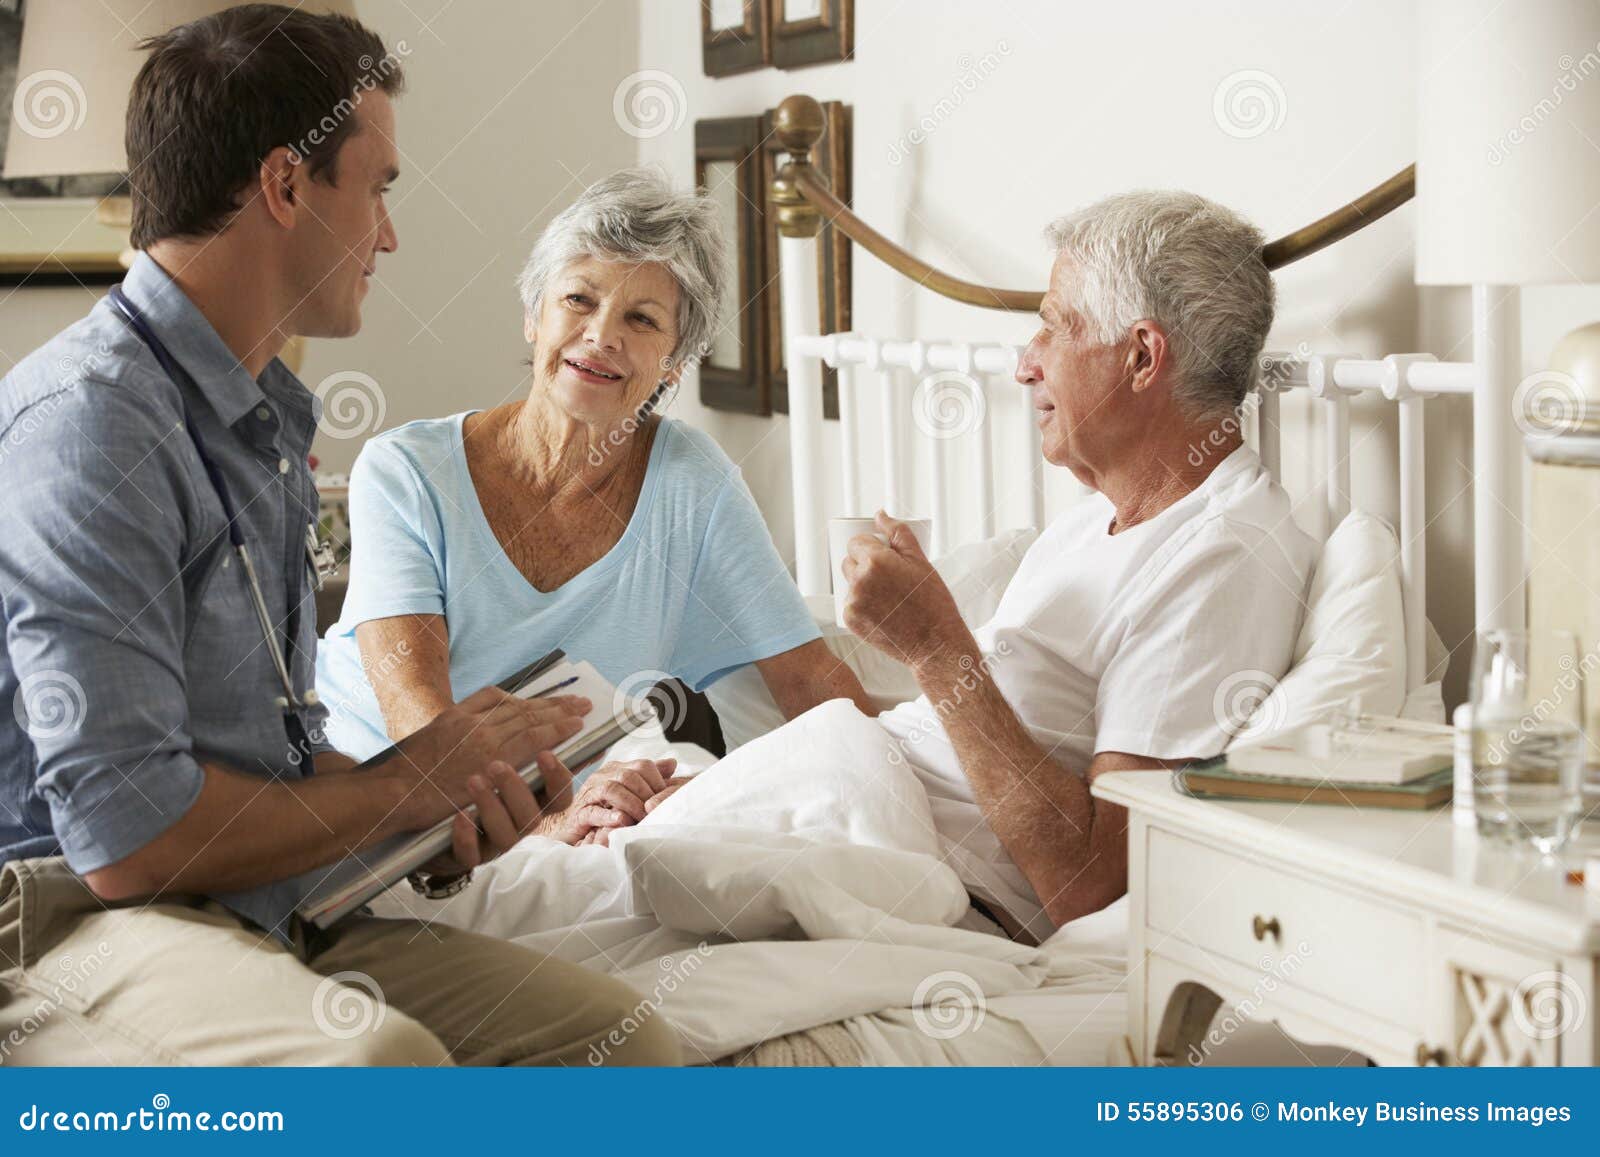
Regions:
[[541, 756, 678, 846]]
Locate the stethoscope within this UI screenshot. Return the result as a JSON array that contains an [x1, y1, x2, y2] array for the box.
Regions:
[[107, 285, 331, 716]]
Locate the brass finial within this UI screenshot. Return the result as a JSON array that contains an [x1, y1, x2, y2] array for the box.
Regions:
[[770, 95, 826, 238], [773, 94, 826, 160]]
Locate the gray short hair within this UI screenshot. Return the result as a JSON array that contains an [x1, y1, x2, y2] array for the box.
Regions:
[[516, 167, 726, 368], [1045, 191, 1274, 422]]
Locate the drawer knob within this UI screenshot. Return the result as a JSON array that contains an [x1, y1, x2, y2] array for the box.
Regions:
[[1251, 914, 1281, 943], [1415, 1042, 1449, 1067]]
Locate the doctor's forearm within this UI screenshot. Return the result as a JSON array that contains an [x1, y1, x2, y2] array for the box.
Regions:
[[83, 758, 419, 901]]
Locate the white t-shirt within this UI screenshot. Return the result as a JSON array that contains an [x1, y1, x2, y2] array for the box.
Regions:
[[878, 445, 1317, 940]]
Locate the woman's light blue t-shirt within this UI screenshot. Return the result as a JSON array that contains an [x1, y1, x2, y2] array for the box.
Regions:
[[314, 413, 819, 760]]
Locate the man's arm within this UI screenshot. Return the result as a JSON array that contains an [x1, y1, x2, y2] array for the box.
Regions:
[[912, 639, 1184, 925], [841, 512, 1186, 926], [85, 686, 588, 901]]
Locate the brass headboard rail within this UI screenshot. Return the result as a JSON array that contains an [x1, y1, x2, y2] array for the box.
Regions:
[[768, 95, 1415, 313]]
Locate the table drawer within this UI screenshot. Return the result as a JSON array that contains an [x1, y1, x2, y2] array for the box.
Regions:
[[1146, 827, 1428, 1032]]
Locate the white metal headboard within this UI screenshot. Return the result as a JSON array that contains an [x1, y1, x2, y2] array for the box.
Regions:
[[784, 314, 1524, 681]]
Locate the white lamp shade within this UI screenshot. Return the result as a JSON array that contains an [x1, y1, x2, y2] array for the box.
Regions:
[[1416, 0, 1600, 285], [4, 0, 355, 180]]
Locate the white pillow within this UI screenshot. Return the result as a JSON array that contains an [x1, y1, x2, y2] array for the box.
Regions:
[[706, 527, 1039, 749], [1237, 511, 1409, 742]]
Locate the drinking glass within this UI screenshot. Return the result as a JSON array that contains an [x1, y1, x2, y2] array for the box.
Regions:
[[1470, 629, 1586, 853]]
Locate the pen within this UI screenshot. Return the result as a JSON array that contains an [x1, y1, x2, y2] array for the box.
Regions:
[[528, 675, 580, 698]]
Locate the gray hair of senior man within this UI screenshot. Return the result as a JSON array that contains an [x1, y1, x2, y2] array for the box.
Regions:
[[515, 167, 726, 371], [1045, 190, 1275, 424]]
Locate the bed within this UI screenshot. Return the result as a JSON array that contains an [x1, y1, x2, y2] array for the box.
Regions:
[[381, 92, 1526, 1065]]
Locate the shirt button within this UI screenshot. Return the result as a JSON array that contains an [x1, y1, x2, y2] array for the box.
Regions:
[[256, 406, 272, 422], [278, 457, 291, 474]]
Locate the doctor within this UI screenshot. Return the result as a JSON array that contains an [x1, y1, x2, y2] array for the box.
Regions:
[[0, 4, 678, 1066]]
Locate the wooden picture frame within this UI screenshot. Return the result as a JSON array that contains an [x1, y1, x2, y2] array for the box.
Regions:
[[701, 0, 770, 78], [0, 5, 126, 287], [0, 200, 125, 287], [762, 100, 850, 418], [770, 0, 853, 70], [694, 115, 769, 416]]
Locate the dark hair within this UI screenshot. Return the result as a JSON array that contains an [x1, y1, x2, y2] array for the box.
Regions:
[[126, 4, 405, 250]]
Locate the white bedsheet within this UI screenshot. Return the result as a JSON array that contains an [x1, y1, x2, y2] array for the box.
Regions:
[[372, 700, 1124, 1063]]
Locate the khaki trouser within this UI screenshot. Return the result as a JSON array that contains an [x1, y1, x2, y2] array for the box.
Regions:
[[0, 857, 680, 1066]]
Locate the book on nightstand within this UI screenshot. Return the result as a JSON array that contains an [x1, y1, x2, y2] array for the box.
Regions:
[[1224, 718, 1454, 785], [1176, 756, 1453, 809]]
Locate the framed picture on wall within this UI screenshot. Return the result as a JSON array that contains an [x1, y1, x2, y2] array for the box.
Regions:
[[694, 115, 769, 416], [761, 99, 850, 418], [701, 0, 770, 77], [0, 0, 125, 287], [770, 0, 853, 70]]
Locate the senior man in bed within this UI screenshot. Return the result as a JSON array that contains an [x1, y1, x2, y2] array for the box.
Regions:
[[833, 190, 1317, 941]]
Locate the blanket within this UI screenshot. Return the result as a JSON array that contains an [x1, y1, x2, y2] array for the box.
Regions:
[[371, 700, 1118, 1063]]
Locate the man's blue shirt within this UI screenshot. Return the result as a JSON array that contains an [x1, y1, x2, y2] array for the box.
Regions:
[[0, 253, 334, 942]]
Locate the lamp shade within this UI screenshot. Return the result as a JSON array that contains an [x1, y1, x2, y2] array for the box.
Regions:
[[4, 0, 355, 180], [1416, 0, 1600, 285]]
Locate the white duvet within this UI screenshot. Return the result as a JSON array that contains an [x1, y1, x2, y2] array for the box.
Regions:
[[371, 700, 1122, 1064]]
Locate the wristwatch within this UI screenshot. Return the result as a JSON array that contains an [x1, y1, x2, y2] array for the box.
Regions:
[[407, 867, 473, 900]]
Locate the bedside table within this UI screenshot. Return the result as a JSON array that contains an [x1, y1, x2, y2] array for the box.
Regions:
[[1092, 769, 1600, 1067]]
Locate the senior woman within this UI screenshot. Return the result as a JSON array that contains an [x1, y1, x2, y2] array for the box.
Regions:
[[315, 168, 869, 844]]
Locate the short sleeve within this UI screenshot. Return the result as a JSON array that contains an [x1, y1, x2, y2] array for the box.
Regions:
[[336, 437, 447, 628], [0, 387, 206, 872], [669, 472, 821, 691], [1093, 525, 1305, 761]]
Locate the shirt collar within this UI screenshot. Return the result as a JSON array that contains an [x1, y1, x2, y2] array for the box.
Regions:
[[118, 252, 310, 430]]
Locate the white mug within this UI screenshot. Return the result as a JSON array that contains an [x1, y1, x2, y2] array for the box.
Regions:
[[827, 515, 934, 629]]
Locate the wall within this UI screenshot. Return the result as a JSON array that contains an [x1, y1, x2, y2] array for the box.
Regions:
[[0, 0, 641, 477], [297, 0, 640, 473]]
